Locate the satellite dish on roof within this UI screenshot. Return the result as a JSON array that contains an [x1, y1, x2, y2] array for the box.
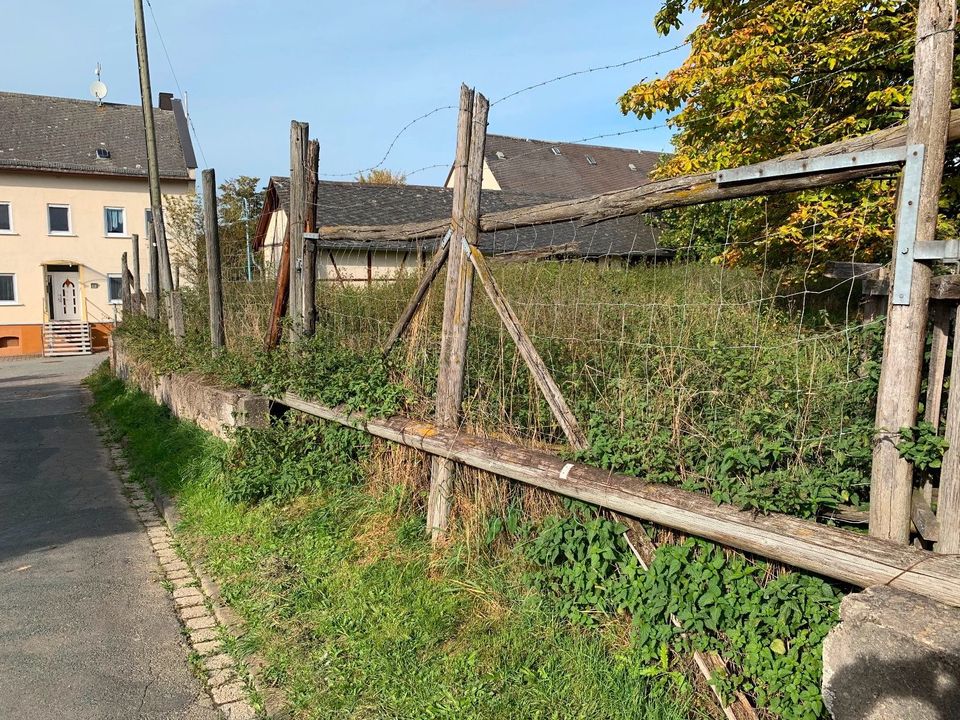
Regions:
[[91, 63, 107, 105]]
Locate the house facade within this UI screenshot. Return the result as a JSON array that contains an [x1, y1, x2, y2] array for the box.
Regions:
[[0, 91, 196, 357]]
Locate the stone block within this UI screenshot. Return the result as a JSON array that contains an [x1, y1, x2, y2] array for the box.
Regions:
[[211, 681, 245, 705], [822, 585, 960, 719]]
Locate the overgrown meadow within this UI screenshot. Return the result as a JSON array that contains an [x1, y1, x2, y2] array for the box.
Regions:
[[100, 260, 898, 718]]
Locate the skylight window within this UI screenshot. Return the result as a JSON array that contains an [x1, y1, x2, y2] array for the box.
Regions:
[[96, 148, 111, 159], [628, 163, 638, 171], [585, 155, 597, 165], [495, 151, 506, 160], [551, 147, 562, 156]]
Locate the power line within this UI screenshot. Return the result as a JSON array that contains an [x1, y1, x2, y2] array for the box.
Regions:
[[144, 0, 209, 168]]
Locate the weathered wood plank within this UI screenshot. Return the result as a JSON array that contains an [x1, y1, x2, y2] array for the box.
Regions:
[[613, 513, 758, 720], [427, 85, 476, 538], [863, 274, 960, 300], [278, 392, 960, 608], [912, 490, 940, 543], [465, 241, 587, 450], [871, 0, 955, 544], [382, 230, 451, 358]]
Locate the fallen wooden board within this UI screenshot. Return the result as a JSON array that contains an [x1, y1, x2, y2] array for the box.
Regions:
[[278, 392, 960, 607], [614, 513, 758, 720]]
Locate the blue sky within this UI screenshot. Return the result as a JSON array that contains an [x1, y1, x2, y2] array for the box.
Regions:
[[2, 1, 695, 189]]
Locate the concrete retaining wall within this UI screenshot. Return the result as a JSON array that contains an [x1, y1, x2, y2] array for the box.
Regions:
[[110, 338, 269, 440]]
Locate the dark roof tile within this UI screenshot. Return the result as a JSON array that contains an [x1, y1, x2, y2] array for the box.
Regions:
[[484, 134, 664, 197], [0, 91, 195, 179], [264, 177, 670, 260]]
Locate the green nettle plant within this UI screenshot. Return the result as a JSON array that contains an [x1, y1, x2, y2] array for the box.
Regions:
[[226, 416, 370, 505], [525, 502, 840, 720]]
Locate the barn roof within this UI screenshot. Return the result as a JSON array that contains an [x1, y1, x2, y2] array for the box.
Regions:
[[256, 177, 671, 261], [482, 134, 665, 198], [0, 91, 196, 179]]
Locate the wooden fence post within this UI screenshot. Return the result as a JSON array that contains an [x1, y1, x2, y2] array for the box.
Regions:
[[202, 168, 226, 351], [147, 218, 159, 320], [427, 85, 480, 539], [288, 121, 309, 341], [303, 139, 320, 337], [870, 0, 955, 544], [939, 309, 960, 553], [130, 234, 142, 313], [121, 252, 132, 317]]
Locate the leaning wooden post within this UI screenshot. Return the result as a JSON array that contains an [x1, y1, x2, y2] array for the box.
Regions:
[[303, 139, 320, 337], [265, 229, 291, 350], [147, 218, 159, 320], [870, 0, 956, 544], [130, 234, 142, 313], [382, 230, 452, 357], [288, 121, 309, 340], [427, 85, 479, 539], [202, 168, 226, 351]]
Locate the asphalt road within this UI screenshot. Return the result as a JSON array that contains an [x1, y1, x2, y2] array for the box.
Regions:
[[0, 354, 219, 720]]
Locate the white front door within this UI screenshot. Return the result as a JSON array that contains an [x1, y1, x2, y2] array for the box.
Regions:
[[49, 271, 81, 321]]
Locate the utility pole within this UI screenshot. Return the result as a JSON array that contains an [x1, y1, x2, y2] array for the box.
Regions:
[[133, 0, 183, 340]]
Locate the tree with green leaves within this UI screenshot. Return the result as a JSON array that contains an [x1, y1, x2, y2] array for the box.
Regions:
[[165, 176, 264, 286], [216, 176, 264, 279], [620, 0, 958, 271], [355, 169, 407, 185]]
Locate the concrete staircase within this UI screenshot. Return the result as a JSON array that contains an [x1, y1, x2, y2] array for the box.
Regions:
[[42, 322, 93, 357]]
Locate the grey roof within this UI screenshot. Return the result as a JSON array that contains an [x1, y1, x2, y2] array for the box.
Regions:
[[483, 134, 664, 198], [0, 91, 196, 179], [260, 177, 671, 260]]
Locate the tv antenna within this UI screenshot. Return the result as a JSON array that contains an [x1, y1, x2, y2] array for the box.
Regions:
[[90, 63, 108, 106]]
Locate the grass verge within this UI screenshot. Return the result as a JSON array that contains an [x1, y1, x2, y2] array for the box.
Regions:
[[86, 363, 707, 720]]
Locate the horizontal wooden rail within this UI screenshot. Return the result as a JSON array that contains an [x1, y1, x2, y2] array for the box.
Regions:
[[278, 392, 960, 607], [313, 110, 960, 243]]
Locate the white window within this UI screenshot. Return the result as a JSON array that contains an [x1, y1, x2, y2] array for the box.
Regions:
[[0, 273, 17, 304], [105, 207, 126, 236], [107, 273, 123, 304], [48, 204, 71, 235], [0, 202, 12, 233]]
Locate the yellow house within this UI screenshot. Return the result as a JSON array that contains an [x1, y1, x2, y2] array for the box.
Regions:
[[0, 91, 196, 357]]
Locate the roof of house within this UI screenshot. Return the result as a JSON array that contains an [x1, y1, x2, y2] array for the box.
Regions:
[[256, 177, 671, 261], [0, 91, 196, 180], [481, 134, 664, 198]]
